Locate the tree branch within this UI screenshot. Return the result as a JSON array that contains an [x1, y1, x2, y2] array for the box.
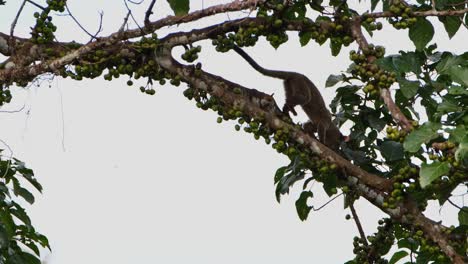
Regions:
[[366, 7, 468, 19], [0, 1, 265, 83]]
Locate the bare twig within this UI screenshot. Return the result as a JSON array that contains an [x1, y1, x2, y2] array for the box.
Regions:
[[447, 199, 468, 212], [127, 0, 144, 4], [0, 104, 26, 113], [123, 0, 145, 34], [145, 0, 157, 26], [92, 11, 104, 41], [65, 4, 100, 41], [25, 0, 45, 10], [312, 193, 343, 211], [119, 11, 131, 32], [350, 203, 367, 245], [9, 0, 27, 53]]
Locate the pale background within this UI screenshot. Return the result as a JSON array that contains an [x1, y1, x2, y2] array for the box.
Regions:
[[0, 1, 466, 263]]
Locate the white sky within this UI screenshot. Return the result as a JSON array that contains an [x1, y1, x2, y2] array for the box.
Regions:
[[0, 1, 466, 263]]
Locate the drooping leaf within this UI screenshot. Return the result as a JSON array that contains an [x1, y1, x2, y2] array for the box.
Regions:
[[330, 38, 342, 56], [409, 18, 434, 51], [459, 207, 468, 226], [167, 0, 189, 16], [439, 15, 461, 39], [10, 202, 31, 226], [295, 191, 313, 221], [322, 173, 338, 197], [419, 161, 450, 188], [325, 74, 344, 87], [403, 122, 441, 152], [380, 141, 404, 162], [299, 31, 312, 46]]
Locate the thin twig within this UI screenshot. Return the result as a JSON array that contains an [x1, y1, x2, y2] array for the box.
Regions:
[[0, 104, 26, 113], [119, 11, 131, 32], [312, 192, 343, 211], [65, 4, 99, 41], [92, 11, 104, 42], [123, 0, 145, 34], [25, 0, 45, 10], [127, 0, 144, 4], [9, 0, 27, 53], [350, 202, 368, 246], [366, 7, 468, 18], [447, 199, 468, 212], [145, 0, 157, 26]]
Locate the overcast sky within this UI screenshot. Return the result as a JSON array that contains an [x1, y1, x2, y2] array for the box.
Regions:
[[0, 1, 466, 263]]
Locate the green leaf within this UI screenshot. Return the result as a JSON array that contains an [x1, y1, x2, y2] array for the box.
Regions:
[[295, 191, 313, 221], [0, 209, 15, 239], [325, 74, 344, 87], [459, 207, 468, 226], [389, 250, 409, 264], [436, 53, 463, 74], [275, 170, 305, 203], [403, 122, 441, 152], [330, 38, 342, 56], [448, 65, 468, 86], [371, 0, 379, 11], [419, 161, 450, 188], [448, 85, 468, 95], [398, 79, 419, 98], [14, 186, 35, 204], [455, 137, 468, 167], [439, 15, 461, 39], [299, 31, 312, 46], [368, 115, 386, 131], [10, 202, 31, 226], [409, 18, 434, 51], [274, 166, 288, 184], [394, 52, 422, 74], [380, 141, 404, 162], [448, 125, 467, 143], [167, 0, 189, 16], [19, 252, 41, 264], [284, 3, 306, 20], [437, 98, 459, 114], [322, 173, 338, 197], [0, 225, 8, 249], [309, 0, 324, 12]]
